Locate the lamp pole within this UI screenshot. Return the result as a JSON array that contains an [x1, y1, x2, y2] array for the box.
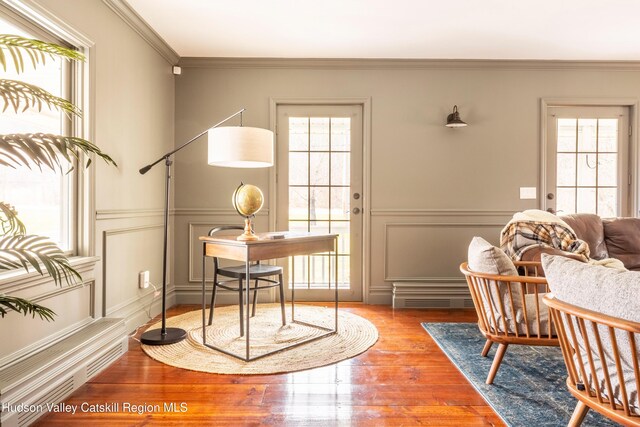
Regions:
[[138, 109, 245, 345]]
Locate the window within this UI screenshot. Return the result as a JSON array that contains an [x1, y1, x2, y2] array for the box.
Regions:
[[0, 15, 75, 252], [545, 105, 630, 217]]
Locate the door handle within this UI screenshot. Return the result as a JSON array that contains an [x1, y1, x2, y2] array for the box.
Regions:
[[352, 207, 361, 215], [546, 208, 556, 214]]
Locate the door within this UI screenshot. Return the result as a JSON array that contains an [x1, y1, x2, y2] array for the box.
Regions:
[[545, 106, 630, 217], [276, 105, 363, 301]]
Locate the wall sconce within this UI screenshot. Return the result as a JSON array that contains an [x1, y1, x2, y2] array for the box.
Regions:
[[445, 105, 467, 128]]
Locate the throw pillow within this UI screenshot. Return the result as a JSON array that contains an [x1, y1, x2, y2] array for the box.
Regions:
[[468, 236, 522, 333]]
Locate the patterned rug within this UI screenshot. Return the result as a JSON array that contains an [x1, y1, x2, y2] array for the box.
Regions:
[[422, 322, 617, 427], [142, 304, 378, 374]]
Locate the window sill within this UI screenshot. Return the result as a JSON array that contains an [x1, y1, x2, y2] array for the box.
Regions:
[[0, 256, 99, 292]]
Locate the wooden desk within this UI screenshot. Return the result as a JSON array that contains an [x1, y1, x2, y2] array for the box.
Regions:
[[199, 232, 339, 361]]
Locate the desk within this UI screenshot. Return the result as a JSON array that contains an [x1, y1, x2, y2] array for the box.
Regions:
[[199, 232, 339, 361]]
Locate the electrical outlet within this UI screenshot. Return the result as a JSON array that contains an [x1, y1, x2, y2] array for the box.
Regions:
[[138, 271, 150, 289]]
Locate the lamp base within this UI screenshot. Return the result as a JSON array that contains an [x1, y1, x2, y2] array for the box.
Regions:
[[140, 327, 187, 346]]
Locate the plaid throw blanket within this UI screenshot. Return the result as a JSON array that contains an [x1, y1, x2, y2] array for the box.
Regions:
[[500, 221, 590, 261]]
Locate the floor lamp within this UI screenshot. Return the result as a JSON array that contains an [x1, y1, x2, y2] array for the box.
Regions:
[[139, 108, 274, 345]]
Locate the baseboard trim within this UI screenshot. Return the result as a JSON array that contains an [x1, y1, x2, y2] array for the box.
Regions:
[[0, 318, 127, 427]]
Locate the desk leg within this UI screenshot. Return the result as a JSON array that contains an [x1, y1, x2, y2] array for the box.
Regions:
[[334, 238, 339, 331], [245, 246, 250, 361], [202, 243, 207, 345], [291, 255, 295, 322]]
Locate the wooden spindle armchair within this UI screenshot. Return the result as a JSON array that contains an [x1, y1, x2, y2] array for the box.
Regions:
[[460, 261, 559, 384], [544, 294, 640, 426]]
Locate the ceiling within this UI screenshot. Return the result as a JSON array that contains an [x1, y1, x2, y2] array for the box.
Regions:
[[126, 0, 640, 60]]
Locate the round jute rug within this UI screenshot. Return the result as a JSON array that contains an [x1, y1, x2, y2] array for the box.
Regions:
[[141, 304, 378, 374]]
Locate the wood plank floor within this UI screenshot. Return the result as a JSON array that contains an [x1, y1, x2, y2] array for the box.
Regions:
[[36, 304, 504, 426]]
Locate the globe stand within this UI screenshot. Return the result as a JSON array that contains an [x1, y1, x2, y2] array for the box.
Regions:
[[237, 216, 259, 241]]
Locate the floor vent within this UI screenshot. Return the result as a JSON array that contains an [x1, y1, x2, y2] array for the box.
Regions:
[[17, 378, 73, 426], [87, 342, 123, 379]]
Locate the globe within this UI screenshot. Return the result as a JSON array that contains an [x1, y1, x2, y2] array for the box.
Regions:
[[232, 183, 264, 218]]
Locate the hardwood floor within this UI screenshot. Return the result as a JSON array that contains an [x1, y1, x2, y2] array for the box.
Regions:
[[36, 304, 504, 426]]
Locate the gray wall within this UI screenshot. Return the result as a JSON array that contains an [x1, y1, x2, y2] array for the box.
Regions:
[[0, 0, 174, 362], [174, 60, 640, 304]]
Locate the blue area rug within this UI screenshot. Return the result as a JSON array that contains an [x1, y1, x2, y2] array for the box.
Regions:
[[422, 322, 617, 427]]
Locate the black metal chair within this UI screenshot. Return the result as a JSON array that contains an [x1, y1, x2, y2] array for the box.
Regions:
[[207, 226, 286, 336]]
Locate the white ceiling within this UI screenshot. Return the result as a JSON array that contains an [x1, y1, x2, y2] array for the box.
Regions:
[[126, 0, 640, 60]]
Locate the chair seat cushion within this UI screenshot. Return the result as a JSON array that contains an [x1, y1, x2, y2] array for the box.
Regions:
[[218, 264, 283, 279]]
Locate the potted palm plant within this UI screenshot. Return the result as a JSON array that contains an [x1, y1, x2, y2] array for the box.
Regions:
[[0, 34, 116, 320]]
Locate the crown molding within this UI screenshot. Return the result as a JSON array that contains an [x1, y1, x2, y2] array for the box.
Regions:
[[179, 57, 640, 71], [102, 0, 178, 64]]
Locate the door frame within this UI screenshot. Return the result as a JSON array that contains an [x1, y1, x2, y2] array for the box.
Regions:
[[269, 97, 372, 302], [540, 98, 639, 217]]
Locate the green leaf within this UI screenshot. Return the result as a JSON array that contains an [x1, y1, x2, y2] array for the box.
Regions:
[[0, 79, 82, 117], [0, 133, 117, 172], [0, 201, 26, 235], [0, 234, 82, 286], [0, 294, 56, 321], [0, 34, 85, 73]]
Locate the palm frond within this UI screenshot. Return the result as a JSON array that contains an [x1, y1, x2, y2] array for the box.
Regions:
[[0, 294, 55, 321], [0, 201, 25, 235], [0, 79, 81, 117], [0, 133, 117, 172], [0, 34, 85, 73], [0, 235, 81, 286]]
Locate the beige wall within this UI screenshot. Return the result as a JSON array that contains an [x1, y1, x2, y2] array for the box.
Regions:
[[0, 0, 174, 361], [174, 60, 640, 304]]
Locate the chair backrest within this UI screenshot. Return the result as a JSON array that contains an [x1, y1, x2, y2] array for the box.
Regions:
[[460, 262, 554, 341], [208, 225, 244, 268], [544, 294, 640, 424], [208, 225, 244, 236]]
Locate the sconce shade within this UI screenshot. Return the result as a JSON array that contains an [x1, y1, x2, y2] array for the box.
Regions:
[[446, 105, 468, 128], [208, 126, 274, 168]]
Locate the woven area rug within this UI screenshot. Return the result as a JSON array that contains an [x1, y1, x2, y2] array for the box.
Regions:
[[422, 322, 616, 427], [142, 304, 378, 374]]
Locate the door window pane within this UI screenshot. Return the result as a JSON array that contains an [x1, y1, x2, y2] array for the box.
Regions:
[[557, 119, 577, 152]]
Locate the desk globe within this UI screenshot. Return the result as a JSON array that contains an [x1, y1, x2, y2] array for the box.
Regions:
[[232, 182, 264, 241]]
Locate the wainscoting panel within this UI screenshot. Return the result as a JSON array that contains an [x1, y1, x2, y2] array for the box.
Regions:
[[384, 222, 505, 281], [102, 224, 164, 318], [369, 210, 513, 306]]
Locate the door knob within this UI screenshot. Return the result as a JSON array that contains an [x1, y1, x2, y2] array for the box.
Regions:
[[353, 193, 360, 200], [352, 207, 361, 215], [547, 208, 556, 214], [547, 193, 555, 200]]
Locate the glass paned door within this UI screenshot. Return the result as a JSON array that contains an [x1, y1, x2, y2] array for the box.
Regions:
[[546, 106, 630, 217], [277, 105, 363, 301]]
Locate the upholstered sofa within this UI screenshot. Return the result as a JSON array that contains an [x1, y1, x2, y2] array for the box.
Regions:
[[520, 214, 640, 271]]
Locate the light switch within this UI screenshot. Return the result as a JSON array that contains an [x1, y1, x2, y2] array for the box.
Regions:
[[520, 187, 537, 200]]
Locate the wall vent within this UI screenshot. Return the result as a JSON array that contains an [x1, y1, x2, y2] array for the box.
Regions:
[[17, 378, 73, 426], [87, 343, 123, 379]]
